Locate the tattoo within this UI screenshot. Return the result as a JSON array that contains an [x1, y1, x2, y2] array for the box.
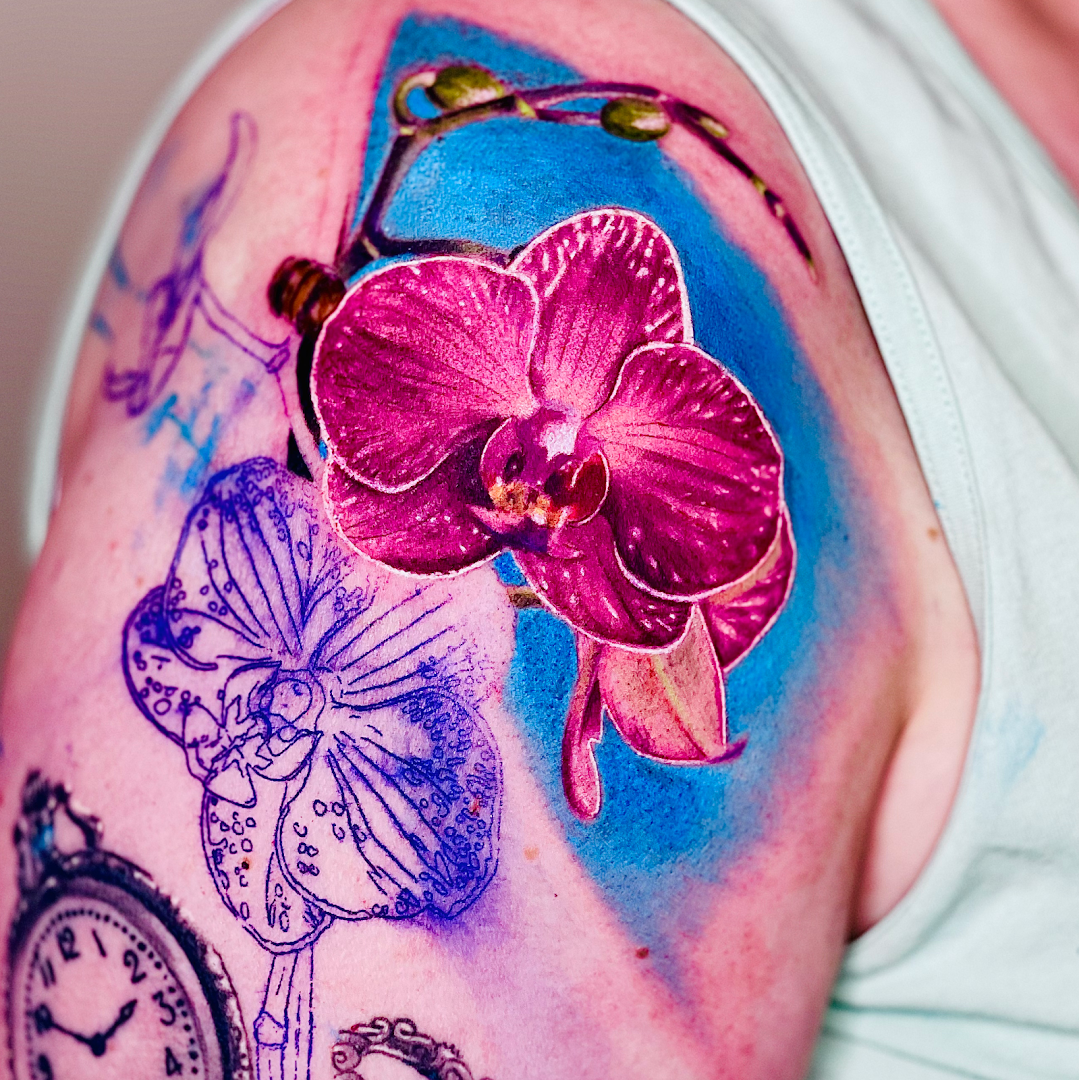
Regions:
[[268, 22, 800, 823], [102, 112, 289, 418], [332, 1017, 490, 1080], [6, 774, 251, 1080], [106, 14, 872, 1071], [95, 112, 289, 503], [121, 458, 503, 1080], [254, 14, 865, 992]]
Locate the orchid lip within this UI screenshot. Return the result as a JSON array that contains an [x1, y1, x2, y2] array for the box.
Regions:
[[479, 415, 610, 534]]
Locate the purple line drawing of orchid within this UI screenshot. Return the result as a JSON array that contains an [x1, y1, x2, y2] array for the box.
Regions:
[[122, 457, 503, 1080], [103, 112, 290, 418], [310, 208, 795, 821]]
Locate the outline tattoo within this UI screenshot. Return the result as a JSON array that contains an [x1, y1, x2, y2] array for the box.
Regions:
[[103, 111, 289, 419], [332, 1017, 490, 1080], [121, 458, 503, 1080]]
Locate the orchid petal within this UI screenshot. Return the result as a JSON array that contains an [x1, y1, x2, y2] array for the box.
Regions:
[[515, 515, 692, 649], [277, 693, 501, 920], [598, 607, 745, 763], [314, 257, 537, 492], [561, 636, 604, 821], [512, 209, 688, 417], [201, 771, 333, 953], [324, 444, 500, 576], [705, 509, 796, 670], [162, 457, 354, 669], [586, 342, 783, 600]]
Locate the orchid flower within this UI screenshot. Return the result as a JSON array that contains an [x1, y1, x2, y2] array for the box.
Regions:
[[311, 208, 794, 818], [123, 458, 504, 946]]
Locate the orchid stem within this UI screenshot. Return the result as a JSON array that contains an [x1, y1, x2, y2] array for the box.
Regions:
[[253, 945, 315, 1080], [334, 77, 814, 280]]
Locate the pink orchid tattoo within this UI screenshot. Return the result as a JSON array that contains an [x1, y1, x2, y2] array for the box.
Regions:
[[309, 207, 795, 819]]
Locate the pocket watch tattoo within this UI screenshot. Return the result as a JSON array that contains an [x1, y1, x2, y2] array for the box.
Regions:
[[6, 773, 252, 1080]]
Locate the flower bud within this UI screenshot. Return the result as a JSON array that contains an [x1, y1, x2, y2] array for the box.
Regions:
[[427, 65, 507, 111], [600, 97, 671, 142], [268, 256, 345, 336]]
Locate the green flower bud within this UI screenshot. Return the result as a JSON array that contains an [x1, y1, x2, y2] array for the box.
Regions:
[[600, 97, 671, 142], [427, 66, 507, 111]]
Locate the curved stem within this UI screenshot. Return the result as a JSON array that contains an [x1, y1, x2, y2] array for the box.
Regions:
[[335, 77, 815, 280]]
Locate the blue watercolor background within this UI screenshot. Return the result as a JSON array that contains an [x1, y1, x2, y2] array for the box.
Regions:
[[353, 16, 867, 968]]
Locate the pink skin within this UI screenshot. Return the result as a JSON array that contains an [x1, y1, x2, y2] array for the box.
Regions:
[[312, 207, 796, 818]]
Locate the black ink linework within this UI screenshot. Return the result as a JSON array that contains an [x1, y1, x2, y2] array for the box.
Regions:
[[332, 1017, 492, 1080], [6, 773, 252, 1080], [121, 457, 504, 1080], [103, 111, 289, 418]]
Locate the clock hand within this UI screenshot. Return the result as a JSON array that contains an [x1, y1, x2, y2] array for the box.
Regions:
[[31, 1004, 95, 1048], [87, 999, 138, 1057], [101, 999, 137, 1041]]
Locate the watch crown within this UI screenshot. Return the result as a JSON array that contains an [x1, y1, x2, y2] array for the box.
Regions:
[[14, 772, 101, 897]]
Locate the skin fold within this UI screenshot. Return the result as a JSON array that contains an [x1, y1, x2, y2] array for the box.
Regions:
[[0, 0, 995, 1076]]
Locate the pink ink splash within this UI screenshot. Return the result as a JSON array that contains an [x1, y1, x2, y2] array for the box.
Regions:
[[312, 208, 794, 819]]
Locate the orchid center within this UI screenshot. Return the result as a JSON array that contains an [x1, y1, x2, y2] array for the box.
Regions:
[[479, 412, 609, 532]]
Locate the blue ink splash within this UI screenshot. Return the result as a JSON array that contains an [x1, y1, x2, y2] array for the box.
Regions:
[[89, 311, 114, 341], [107, 245, 131, 290], [364, 16, 871, 979]]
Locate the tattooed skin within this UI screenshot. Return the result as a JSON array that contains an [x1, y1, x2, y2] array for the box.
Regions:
[[3, 2, 947, 1078], [122, 458, 505, 1078], [102, 13, 866, 1078]]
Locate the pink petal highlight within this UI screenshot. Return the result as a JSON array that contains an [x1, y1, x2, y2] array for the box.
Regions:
[[516, 515, 692, 649], [313, 257, 537, 492], [511, 209, 688, 417], [325, 448, 500, 575], [705, 509, 796, 670], [586, 342, 784, 600], [598, 608, 745, 764], [561, 636, 604, 821]]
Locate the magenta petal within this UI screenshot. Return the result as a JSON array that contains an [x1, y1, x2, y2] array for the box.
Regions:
[[313, 257, 537, 491], [511, 209, 688, 417], [597, 609, 729, 762], [585, 342, 784, 600], [515, 515, 691, 649], [705, 509, 796, 670], [601, 640, 746, 771], [325, 446, 500, 575], [561, 637, 604, 822]]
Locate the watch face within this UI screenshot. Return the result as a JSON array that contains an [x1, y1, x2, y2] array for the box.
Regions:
[[10, 877, 227, 1080]]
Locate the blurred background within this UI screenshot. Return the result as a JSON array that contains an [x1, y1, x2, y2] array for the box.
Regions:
[[0, 0, 246, 664]]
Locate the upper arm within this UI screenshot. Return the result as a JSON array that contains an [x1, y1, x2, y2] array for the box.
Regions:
[[1, 2, 963, 1077]]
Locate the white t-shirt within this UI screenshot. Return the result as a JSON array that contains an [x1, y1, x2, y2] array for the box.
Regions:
[[671, 1, 1079, 1076], [31, 1, 1079, 1075]]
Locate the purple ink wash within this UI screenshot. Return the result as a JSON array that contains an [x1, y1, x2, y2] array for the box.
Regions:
[[314, 208, 786, 652], [121, 457, 503, 1079], [103, 112, 289, 418]]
